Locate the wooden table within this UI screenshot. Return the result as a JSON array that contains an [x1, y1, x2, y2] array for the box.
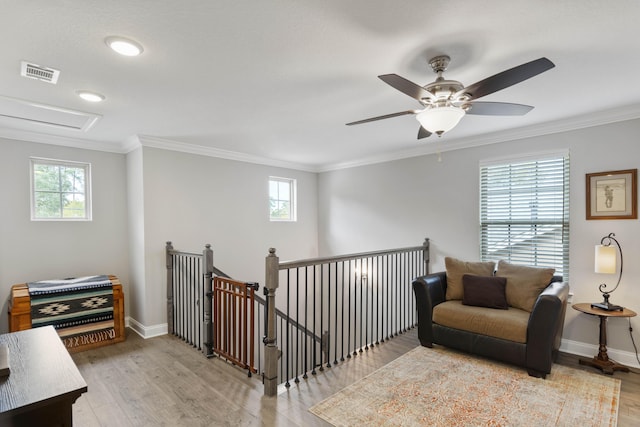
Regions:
[[0, 326, 87, 426], [572, 302, 637, 374]]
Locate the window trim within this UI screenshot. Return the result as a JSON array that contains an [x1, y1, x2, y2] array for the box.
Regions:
[[269, 176, 297, 222], [479, 150, 569, 280], [30, 157, 92, 221]]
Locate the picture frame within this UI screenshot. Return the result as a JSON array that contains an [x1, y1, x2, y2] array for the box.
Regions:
[[586, 169, 637, 220]]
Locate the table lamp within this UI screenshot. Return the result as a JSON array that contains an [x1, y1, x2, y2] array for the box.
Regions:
[[592, 232, 624, 311]]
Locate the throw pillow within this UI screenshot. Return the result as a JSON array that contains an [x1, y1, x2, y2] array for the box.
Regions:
[[444, 257, 496, 300], [495, 260, 555, 312], [462, 274, 508, 309]]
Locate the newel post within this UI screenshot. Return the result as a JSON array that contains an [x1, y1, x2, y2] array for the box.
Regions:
[[203, 244, 214, 358], [166, 241, 174, 335], [422, 238, 430, 275], [264, 247, 280, 396]]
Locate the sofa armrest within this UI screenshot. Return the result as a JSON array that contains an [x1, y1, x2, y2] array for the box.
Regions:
[[412, 272, 447, 347], [526, 281, 570, 374]]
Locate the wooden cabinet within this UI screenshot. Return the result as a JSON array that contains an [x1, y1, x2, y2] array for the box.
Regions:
[[8, 275, 126, 353], [0, 326, 88, 426]]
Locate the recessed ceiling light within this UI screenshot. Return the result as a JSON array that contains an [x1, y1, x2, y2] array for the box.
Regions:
[[105, 36, 144, 56], [76, 91, 105, 102]]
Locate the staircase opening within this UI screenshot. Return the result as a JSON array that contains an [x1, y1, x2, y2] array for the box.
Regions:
[[165, 238, 430, 395]]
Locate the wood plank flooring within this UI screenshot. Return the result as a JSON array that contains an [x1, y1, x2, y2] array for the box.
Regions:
[[555, 351, 640, 426], [71, 328, 640, 426]]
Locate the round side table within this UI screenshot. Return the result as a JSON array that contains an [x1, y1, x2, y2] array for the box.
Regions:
[[572, 302, 637, 374]]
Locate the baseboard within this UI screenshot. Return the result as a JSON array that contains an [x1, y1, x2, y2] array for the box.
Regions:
[[560, 338, 640, 369], [126, 317, 168, 339], [120, 318, 639, 368]]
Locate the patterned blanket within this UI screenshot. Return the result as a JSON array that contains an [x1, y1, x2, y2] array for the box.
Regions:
[[28, 275, 115, 348]]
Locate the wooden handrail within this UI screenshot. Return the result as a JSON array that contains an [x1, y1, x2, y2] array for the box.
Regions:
[[278, 244, 427, 269]]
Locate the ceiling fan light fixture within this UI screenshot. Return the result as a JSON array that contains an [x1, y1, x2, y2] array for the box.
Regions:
[[416, 106, 465, 136], [105, 36, 144, 56]]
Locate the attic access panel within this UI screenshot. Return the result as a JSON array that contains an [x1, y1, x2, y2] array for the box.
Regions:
[[0, 96, 101, 132]]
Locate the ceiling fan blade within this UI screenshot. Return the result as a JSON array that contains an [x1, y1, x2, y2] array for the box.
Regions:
[[346, 110, 419, 126], [465, 101, 534, 116], [455, 57, 555, 101], [378, 74, 435, 102], [417, 126, 432, 139]]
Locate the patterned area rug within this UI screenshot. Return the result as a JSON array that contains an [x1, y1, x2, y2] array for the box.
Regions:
[[309, 346, 620, 426]]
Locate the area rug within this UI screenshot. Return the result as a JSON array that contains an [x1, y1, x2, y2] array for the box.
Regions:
[[309, 346, 620, 427]]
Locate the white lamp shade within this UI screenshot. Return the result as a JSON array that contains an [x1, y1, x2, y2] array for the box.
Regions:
[[595, 244, 616, 274], [416, 106, 465, 135]]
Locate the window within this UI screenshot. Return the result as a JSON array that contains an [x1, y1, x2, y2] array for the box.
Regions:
[[269, 177, 296, 221], [480, 153, 569, 280], [30, 158, 92, 220]]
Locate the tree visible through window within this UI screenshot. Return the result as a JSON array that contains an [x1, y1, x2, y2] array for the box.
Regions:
[[31, 158, 92, 220], [479, 153, 569, 280], [269, 177, 296, 221]]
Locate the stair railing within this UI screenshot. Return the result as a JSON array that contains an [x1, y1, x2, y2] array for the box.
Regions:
[[166, 238, 431, 396], [166, 242, 259, 376], [263, 238, 430, 396]]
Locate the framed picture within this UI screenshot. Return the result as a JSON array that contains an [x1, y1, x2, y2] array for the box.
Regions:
[[586, 169, 637, 220]]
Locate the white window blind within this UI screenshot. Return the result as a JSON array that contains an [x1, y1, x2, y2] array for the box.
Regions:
[[480, 154, 569, 281]]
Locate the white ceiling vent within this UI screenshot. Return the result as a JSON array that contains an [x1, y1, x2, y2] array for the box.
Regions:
[[21, 61, 60, 84]]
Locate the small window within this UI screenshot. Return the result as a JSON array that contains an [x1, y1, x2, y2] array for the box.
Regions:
[[269, 177, 296, 221], [30, 158, 92, 221]]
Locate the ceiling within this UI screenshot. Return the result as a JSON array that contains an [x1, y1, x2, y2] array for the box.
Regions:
[[2, 1, 640, 172]]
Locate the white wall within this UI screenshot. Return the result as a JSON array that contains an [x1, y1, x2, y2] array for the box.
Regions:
[[3, 118, 639, 366], [0, 139, 318, 337], [126, 147, 146, 327], [0, 137, 129, 333], [135, 146, 319, 331], [318, 118, 640, 366]]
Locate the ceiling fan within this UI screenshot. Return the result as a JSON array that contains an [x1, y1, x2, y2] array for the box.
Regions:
[[346, 55, 555, 138]]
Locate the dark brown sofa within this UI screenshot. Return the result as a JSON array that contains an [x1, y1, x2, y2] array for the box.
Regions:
[[412, 270, 569, 378]]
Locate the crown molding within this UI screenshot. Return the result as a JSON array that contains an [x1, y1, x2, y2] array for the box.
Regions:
[[122, 134, 143, 153], [3, 103, 640, 174], [0, 127, 125, 153], [318, 103, 640, 172], [135, 135, 318, 172]]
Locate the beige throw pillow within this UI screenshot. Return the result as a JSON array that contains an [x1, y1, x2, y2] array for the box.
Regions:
[[444, 257, 496, 300], [495, 260, 555, 312]]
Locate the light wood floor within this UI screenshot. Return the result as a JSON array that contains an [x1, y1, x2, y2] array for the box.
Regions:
[[71, 328, 640, 426]]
